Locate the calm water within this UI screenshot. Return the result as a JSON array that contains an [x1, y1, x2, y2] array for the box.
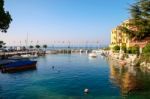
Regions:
[[0, 54, 150, 99]]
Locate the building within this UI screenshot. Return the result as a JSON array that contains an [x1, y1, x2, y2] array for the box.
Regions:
[[109, 19, 150, 53], [109, 20, 129, 49]]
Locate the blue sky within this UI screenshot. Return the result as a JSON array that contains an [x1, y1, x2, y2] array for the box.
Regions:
[[1, 0, 135, 46]]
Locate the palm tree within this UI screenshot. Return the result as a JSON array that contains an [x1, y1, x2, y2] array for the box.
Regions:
[[119, 0, 150, 41]]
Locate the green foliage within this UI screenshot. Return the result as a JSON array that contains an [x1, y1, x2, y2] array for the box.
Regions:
[[143, 43, 150, 54], [121, 45, 127, 53], [132, 45, 140, 54], [118, 0, 150, 40], [127, 47, 132, 54], [141, 43, 150, 62], [0, 41, 5, 48], [35, 45, 40, 49], [29, 45, 33, 49], [118, 25, 134, 39], [0, 0, 12, 32], [103, 47, 110, 50], [43, 44, 47, 49], [127, 45, 139, 54], [140, 53, 150, 63], [113, 45, 120, 51]]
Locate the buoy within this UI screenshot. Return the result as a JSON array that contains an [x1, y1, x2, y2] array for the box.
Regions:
[[84, 88, 89, 94]]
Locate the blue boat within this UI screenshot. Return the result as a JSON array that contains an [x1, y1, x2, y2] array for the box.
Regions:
[[1, 60, 37, 73]]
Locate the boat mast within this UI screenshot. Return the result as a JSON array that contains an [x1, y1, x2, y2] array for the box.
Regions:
[[26, 33, 28, 49]]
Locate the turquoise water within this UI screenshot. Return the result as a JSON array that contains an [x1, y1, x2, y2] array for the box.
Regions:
[[0, 54, 150, 99]]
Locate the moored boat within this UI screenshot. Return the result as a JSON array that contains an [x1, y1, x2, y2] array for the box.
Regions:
[[89, 53, 97, 58], [21, 54, 38, 58], [1, 60, 37, 73], [0, 60, 16, 70]]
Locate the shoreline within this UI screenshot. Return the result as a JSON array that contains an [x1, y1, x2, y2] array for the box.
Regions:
[[102, 50, 150, 72]]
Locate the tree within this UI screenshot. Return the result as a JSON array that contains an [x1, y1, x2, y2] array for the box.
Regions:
[[29, 45, 33, 49], [0, 41, 5, 48], [121, 45, 127, 53], [113, 45, 120, 51], [35, 45, 40, 49], [119, 0, 150, 40], [127, 45, 139, 54], [43, 44, 47, 50], [132, 45, 139, 54], [22, 46, 26, 51], [127, 47, 133, 54], [0, 0, 12, 33]]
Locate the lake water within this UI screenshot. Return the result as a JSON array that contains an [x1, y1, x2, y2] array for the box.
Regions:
[[0, 54, 150, 99]]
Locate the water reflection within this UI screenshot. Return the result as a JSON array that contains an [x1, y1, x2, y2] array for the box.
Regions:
[[108, 59, 150, 97]]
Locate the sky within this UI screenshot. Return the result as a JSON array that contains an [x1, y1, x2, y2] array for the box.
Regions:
[[0, 0, 135, 46]]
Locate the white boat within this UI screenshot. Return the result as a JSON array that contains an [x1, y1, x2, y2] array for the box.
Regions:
[[8, 55, 29, 60], [21, 54, 38, 58], [88, 53, 97, 58]]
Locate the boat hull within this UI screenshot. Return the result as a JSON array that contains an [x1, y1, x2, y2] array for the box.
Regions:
[[89, 53, 97, 58], [1, 61, 37, 73]]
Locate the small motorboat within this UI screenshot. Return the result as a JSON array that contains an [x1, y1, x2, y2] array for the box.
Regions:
[[8, 55, 29, 60], [1, 60, 37, 73], [89, 53, 97, 58]]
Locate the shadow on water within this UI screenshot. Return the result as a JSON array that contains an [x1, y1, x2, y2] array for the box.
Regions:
[[108, 58, 150, 99]]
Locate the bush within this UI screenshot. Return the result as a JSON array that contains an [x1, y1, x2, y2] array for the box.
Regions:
[[29, 45, 33, 49], [127, 45, 139, 54], [35, 45, 40, 49], [140, 53, 150, 63], [0, 41, 5, 48], [141, 43, 150, 62], [143, 43, 150, 54], [121, 45, 127, 53], [113, 45, 120, 51], [127, 47, 132, 54], [132, 45, 139, 54]]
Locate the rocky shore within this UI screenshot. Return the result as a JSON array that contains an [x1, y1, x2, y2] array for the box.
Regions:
[[102, 50, 150, 71]]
